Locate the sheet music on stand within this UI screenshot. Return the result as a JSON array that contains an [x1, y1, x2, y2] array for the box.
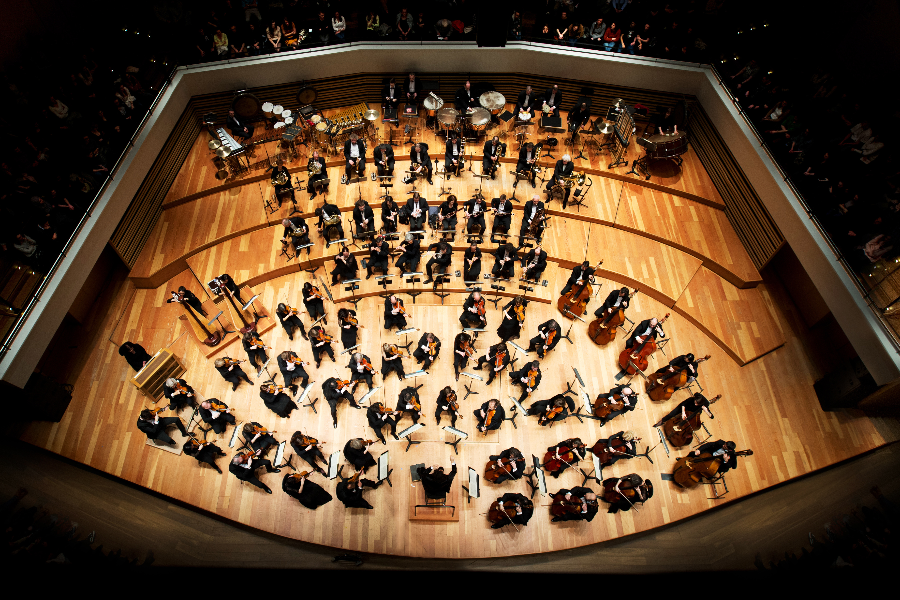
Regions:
[[327, 451, 342, 479], [274, 441, 286, 466], [465, 467, 480, 503], [530, 455, 548, 497], [404, 370, 427, 379], [509, 395, 528, 415], [340, 344, 360, 355], [443, 425, 468, 454], [396, 328, 417, 336], [358, 386, 381, 406], [398, 423, 424, 452], [229, 421, 243, 448], [377, 451, 392, 486]]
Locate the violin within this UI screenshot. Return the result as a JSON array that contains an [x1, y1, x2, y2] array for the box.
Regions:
[[307, 287, 325, 301], [647, 355, 710, 402], [250, 423, 274, 436], [209, 400, 229, 412], [359, 357, 377, 373], [404, 394, 421, 413], [663, 394, 722, 448], [335, 378, 352, 390], [493, 350, 506, 370], [375, 403, 398, 416], [346, 314, 359, 326], [545, 328, 557, 348], [618, 312, 670, 374], [393, 301, 408, 316], [672, 449, 753, 488], [283, 304, 303, 317], [526, 368, 538, 389], [289, 471, 312, 482], [286, 354, 308, 367], [428, 340, 438, 356], [446, 393, 462, 417], [514, 303, 525, 323], [223, 357, 245, 367], [389, 346, 408, 358], [249, 335, 271, 350], [587, 288, 640, 347], [461, 340, 475, 357], [149, 406, 167, 416], [346, 470, 362, 485], [173, 381, 190, 395], [557, 260, 603, 320], [264, 383, 287, 394], [484, 456, 520, 483], [539, 403, 563, 425], [483, 408, 497, 429], [488, 500, 523, 524], [315, 330, 334, 343], [298, 434, 320, 447], [476, 298, 486, 317]]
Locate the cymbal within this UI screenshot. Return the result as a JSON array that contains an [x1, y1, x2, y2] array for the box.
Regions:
[[597, 122, 614, 135], [208, 139, 222, 150], [364, 109, 379, 121], [216, 146, 232, 158]]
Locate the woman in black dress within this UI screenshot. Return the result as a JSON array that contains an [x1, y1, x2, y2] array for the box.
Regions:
[[497, 296, 526, 341], [282, 473, 333, 509], [337, 307, 361, 349], [183, 438, 226, 473], [302, 281, 327, 323]]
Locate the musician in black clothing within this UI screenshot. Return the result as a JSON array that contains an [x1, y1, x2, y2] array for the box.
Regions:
[[595, 287, 631, 325], [282, 473, 333, 510], [119, 341, 151, 371], [166, 285, 206, 316], [382, 80, 400, 110], [317, 199, 344, 241], [227, 109, 254, 140], [491, 492, 534, 529], [548, 154, 575, 207], [381, 343, 407, 381], [514, 86, 536, 118], [412, 332, 440, 370], [592, 430, 639, 466], [691, 440, 738, 474], [337, 307, 360, 349], [343, 133, 366, 180], [560, 260, 596, 296], [491, 242, 517, 279], [323, 377, 360, 427], [344, 438, 377, 472], [460, 291, 487, 329], [214, 357, 253, 390], [497, 297, 525, 341], [260, 382, 298, 418], [625, 317, 665, 351], [435, 386, 460, 426], [474, 399, 505, 432], [301, 282, 327, 323], [269, 157, 294, 206], [214, 273, 244, 305], [275, 303, 307, 341], [527, 319, 562, 358], [491, 195, 513, 243], [521, 243, 548, 282], [595, 385, 638, 426], [567, 101, 591, 132], [407, 191, 429, 231], [371, 144, 395, 180], [365, 235, 390, 279], [290, 431, 328, 474], [137, 409, 186, 444], [381, 195, 400, 233], [353, 198, 376, 240], [348, 352, 376, 392], [482, 136, 504, 179], [230, 451, 279, 494], [367, 402, 399, 444], [551, 487, 599, 522], [198, 399, 236, 434], [282, 216, 311, 255], [444, 132, 464, 177], [515, 143, 538, 188], [307, 150, 328, 196], [308, 325, 336, 367], [277, 350, 310, 390], [546, 438, 588, 478], [394, 232, 421, 273], [384, 295, 408, 330], [336, 475, 382, 509], [395, 386, 422, 424], [531, 394, 576, 426], [653, 353, 700, 388], [543, 85, 563, 118], [163, 377, 195, 411], [437, 195, 459, 239], [405, 72, 419, 102], [409, 142, 433, 184], [463, 242, 482, 282], [422, 241, 452, 284], [419, 462, 457, 498], [519, 195, 547, 241], [464, 195, 487, 235], [487, 447, 526, 484], [474, 341, 510, 384], [242, 422, 278, 455], [602, 474, 653, 514], [452, 332, 472, 381], [241, 331, 269, 372], [511, 360, 542, 403], [331, 246, 358, 285], [454, 80, 478, 112], [183, 437, 226, 473]]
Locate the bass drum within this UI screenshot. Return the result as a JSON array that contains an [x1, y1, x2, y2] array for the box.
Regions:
[[297, 87, 318, 106], [232, 92, 261, 120]]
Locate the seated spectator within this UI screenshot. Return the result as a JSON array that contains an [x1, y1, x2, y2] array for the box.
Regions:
[[266, 20, 282, 52], [365, 11, 380, 39], [618, 21, 638, 54], [332, 11, 346, 41], [555, 11, 571, 42], [213, 28, 229, 56], [314, 12, 330, 43], [731, 59, 760, 91], [229, 24, 247, 57], [602, 22, 621, 50], [282, 17, 299, 48], [247, 22, 264, 55], [588, 18, 606, 45], [13, 233, 38, 259], [635, 23, 653, 54], [48, 97, 69, 121], [841, 122, 873, 148], [397, 8, 413, 40], [414, 11, 428, 39], [195, 27, 213, 62], [116, 85, 136, 111], [537, 23, 553, 42], [436, 18, 453, 40]]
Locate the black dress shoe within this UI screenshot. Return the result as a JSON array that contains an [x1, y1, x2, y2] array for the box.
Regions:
[[288, 334, 294, 341], [263, 485, 273, 494], [365, 273, 372, 280], [392, 434, 400, 440], [531, 181, 536, 189]]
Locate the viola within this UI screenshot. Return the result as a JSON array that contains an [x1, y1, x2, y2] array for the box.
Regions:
[[557, 260, 603, 320], [315, 330, 335, 343], [483, 409, 496, 429], [209, 400, 229, 412], [545, 329, 557, 347], [488, 500, 521, 524], [539, 404, 563, 425], [475, 298, 486, 317], [428, 340, 438, 356], [173, 381, 190, 395], [224, 358, 245, 367], [672, 449, 753, 489], [494, 350, 506, 369], [618, 312, 670, 374], [307, 287, 325, 301], [405, 394, 421, 413]]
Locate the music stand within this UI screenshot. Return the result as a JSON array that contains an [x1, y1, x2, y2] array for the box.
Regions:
[[509, 341, 530, 361], [443, 426, 468, 455], [357, 386, 381, 407], [580, 451, 603, 486], [397, 423, 424, 452], [377, 451, 393, 487], [402, 271, 424, 303], [458, 371, 483, 400], [298, 382, 317, 413], [462, 467, 480, 504], [525, 455, 548, 498], [241, 294, 266, 323], [274, 441, 295, 470], [435, 163, 452, 198], [278, 240, 295, 262], [432, 272, 451, 303], [342, 278, 362, 308], [340, 344, 360, 357], [229, 421, 243, 448], [507, 395, 527, 429], [207, 310, 235, 337], [327, 451, 341, 480]]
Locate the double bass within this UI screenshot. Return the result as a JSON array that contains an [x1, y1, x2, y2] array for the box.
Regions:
[[618, 313, 670, 375], [662, 394, 722, 448], [587, 288, 640, 346], [647, 354, 710, 402], [557, 260, 603, 320], [672, 448, 753, 488]]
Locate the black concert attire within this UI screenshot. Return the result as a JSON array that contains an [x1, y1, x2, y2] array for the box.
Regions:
[[310, 330, 335, 365], [366, 240, 390, 278], [549, 159, 575, 206], [167, 288, 205, 315], [307, 155, 328, 194], [437, 199, 459, 235], [444, 137, 464, 174], [465, 196, 487, 235], [542, 87, 563, 118], [278, 352, 310, 389], [367, 402, 399, 443], [227, 113, 254, 140], [344, 439, 377, 472], [595, 289, 631, 323], [474, 401, 506, 432], [336, 478, 380, 509], [491, 492, 534, 529], [695, 440, 738, 474], [519, 198, 546, 241], [567, 103, 591, 131], [282, 474, 333, 509], [199, 399, 236, 434], [453, 333, 471, 379], [424, 242, 452, 282], [405, 75, 419, 101], [137, 415, 186, 444], [482, 139, 504, 179], [229, 455, 278, 491], [497, 299, 525, 341], [283, 216, 311, 254], [381, 198, 400, 233], [338, 310, 359, 349], [270, 165, 294, 206], [290, 435, 328, 474], [216, 274, 243, 303], [596, 385, 638, 426], [383, 297, 407, 330], [514, 89, 536, 118], [522, 247, 547, 282], [487, 448, 527, 484], [184, 439, 225, 472], [394, 236, 421, 273], [412, 333, 441, 370], [302, 287, 326, 321], [409, 144, 433, 183], [382, 347, 406, 381], [395, 387, 421, 423], [455, 86, 478, 112], [323, 378, 359, 425], [319, 201, 344, 242], [551, 487, 599, 522], [435, 389, 460, 426], [656, 393, 711, 428], [347, 355, 376, 392], [546, 439, 587, 478], [343, 139, 367, 179], [592, 431, 638, 466], [406, 194, 429, 231], [516, 146, 539, 189], [528, 394, 574, 425], [626, 318, 665, 350], [242, 335, 268, 368], [353, 201, 376, 239], [463, 246, 482, 283], [527, 319, 562, 358], [382, 84, 400, 110], [475, 343, 510, 384], [491, 197, 513, 242], [244, 422, 278, 455], [331, 252, 358, 285], [491, 243, 517, 279], [163, 378, 195, 411], [119, 341, 152, 371], [561, 263, 596, 296], [655, 354, 699, 382], [460, 293, 487, 329], [260, 386, 298, 418], [418, 464, 457, 496], [511, 364, 543, 402], [601, 475, 652, 514], [276, 304, 307, 341], [215, 358, 253, 390]]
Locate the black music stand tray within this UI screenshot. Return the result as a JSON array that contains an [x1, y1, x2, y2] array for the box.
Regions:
[[432, 272, 451, 303]]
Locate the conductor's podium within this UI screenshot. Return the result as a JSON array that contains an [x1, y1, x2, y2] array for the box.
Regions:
[[130, 348, 185, 400]]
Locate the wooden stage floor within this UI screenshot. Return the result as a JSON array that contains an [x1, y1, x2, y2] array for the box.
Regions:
[[17, 105, 900, 559]]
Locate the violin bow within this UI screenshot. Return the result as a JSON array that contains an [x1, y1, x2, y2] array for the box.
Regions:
[[502, 505, 520, 532], [617, 487, 640, 513]]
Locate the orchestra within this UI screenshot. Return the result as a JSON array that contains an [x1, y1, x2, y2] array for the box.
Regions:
[[381, 195, 400, 233], [307, 150, 328, 196], [489, 493, 534, 529], [353, 198, 376, 240], [548, 154, 575, 208], [343, 133, 366, 181], [336, 472, 382, 510], [528, 393, 574, 426], [474, 399, 505, 433], [318, 199, 344, 244], [373, 143, 395, 178], [406, 190, 429, 231], [344, 437, 377, 473], [519, 195, 547, 242], [166, 285, 205, 315], [543, 85, 563, 118], [444, 131, 464, 178], [269, 157, 294, 206], [137, 408, 187, 444], [550, 487, 598, 523], [601, 474, 653, 514], [482, 136, 505, 179], [437, 195, 460, 240], [515, 142, 538, 188], [521, 243, 547, 282], [593, 385, 638, 426], [302, 282, 328, 323], [331, 245, 358, 285], [365, 235, 390, 279], [591, 430, 639, 467], [418, 461, 457, 496], [242, 422, 279, 455]]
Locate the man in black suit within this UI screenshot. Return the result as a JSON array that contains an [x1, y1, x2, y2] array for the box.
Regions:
[[519, 195, 547, 242], [445, 132, 464, 177], [515, 142, 538, 188], [229, 451, 280, 494], [406, 191, 429, 231], [382, 80, 400, 110], [417, 461, 457, 496], [542, 85, 563, 117], [491, 195, 513, 243], [226, 109, 254, 140], [365, 235, 390, 279], [568, 101, 591, 132], [690, 440, 739, 474], [136, 409, 187, 444], [455, 80, 478, 112], [343, 133, 366, 180], [482, 136, 504, 179], [514, 85, 536, 118], [405, 72, 419, 102], [595, 287, 631, 325], [561, 260, 597, 295], [626, 317, 665, 352], [548, 154, 575, 207], [409, 142, 433, 184], [423, 240, 452, 284], [352, 198, 375, 239], [373, 143, 395, 178], [521, 243, 548, 282], [491, 242, 517, 279]]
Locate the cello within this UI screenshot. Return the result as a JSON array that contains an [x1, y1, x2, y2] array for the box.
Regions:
[[672, 449, 753, 488], [662, 394, 721, 448], [484, 456, 520, 483], [647, 354, 710, 402], [591, 435, 640, 466], [601, 476, 651, 511], [542, 441, 584, 475], [618, 313, 670, 375], [592, 393, 634, 421], [557, 260, 603, 320], [488, 500, 521, 529], [587, 288, 640, 347]]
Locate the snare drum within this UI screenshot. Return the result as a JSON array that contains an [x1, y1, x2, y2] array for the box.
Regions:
[[262, 102, 274, 118], [273, 105, 284, 118]]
